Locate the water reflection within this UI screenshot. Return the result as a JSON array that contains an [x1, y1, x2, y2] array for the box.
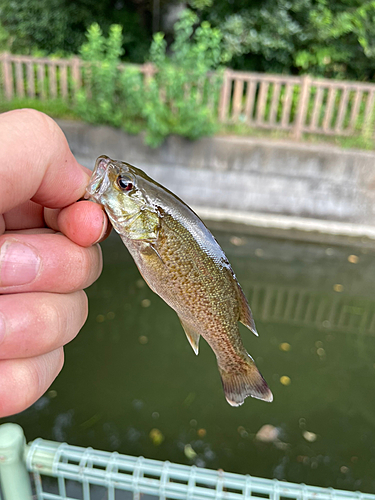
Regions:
[[3, 230, 375, 494], [246, 283, 375, 335]]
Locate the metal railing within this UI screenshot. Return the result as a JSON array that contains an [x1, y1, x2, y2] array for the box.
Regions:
[[1, 53, 375, 140], [0, 423, 374, 500]]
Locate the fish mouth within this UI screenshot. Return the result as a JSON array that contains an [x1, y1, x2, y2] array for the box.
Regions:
[[85, 156, 112, 201]]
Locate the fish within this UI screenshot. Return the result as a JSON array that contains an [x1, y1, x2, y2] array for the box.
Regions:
[[85, 155, 273, 406]]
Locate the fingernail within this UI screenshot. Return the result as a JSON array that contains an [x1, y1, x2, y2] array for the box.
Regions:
[[0, 312, 6, 344], [0, 241, 41, 287], [93, 212, 109, 244]]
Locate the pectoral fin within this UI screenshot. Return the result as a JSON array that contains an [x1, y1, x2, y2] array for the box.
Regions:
[[179, 318, 200, 355], [137, 240, 166, 265], [149, 243, 166, 265], [236, 283, 258, 336]]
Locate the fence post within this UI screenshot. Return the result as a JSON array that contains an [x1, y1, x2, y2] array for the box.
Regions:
[[1, 52, 13, 101], [0, 423, 33, 500], [218, 69, 231, 123], [71, 56, 81, 101], [293, 75, 311, 140], [143, 62, 155, 86], [363, 90, 375, 139], [26, 59, 35, 98]]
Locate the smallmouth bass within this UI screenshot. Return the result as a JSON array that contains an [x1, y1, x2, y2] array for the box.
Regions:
[[86, 156, 273, 406]]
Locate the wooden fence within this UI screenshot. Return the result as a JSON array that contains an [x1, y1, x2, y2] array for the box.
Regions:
[[220, 70, 375, 139], [1, 52, 375, 140]]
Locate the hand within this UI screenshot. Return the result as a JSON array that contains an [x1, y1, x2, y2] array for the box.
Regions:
[[0, 109, 109, 417]]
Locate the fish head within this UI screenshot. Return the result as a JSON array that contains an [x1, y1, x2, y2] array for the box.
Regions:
[[85, 155, 159, 238]]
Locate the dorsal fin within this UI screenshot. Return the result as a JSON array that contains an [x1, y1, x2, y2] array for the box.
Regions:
[[179, 318, 200, 355], [236, 283, 258, 336]]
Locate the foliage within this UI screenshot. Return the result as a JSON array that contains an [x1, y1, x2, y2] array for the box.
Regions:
[[0, 23, 10, 51], [75, 9, 229, 146], [188, 0, 213, 10], [193, 0, 375, 80], [142, 9, 227, 146], [0, 0, 84, 54], [74, 21, 147, 134], [214, 0, 308, 73], [119, 68, 146, 135], [2, 0, 375, 81], [76, 23, 124, 127], [294, 0, 375, 80], [0, 0, 149, 61], [193, 0, 310, 73]]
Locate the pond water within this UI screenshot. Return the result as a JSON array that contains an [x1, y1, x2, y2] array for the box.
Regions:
[[3, 228, 375, 494]]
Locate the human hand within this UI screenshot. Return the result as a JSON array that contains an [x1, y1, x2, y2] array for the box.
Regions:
[[0, 109, 109, 417]]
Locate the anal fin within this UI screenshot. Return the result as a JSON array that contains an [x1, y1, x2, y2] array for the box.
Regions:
[[179, 318, 200, 355]]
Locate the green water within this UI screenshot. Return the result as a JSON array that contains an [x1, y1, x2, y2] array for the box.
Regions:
[[3, 229, 375, 493]]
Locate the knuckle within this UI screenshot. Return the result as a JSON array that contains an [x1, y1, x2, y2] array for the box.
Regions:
[[0, 358, 42, 416], [69, 245, 102, 290], [25, 349, 64, 409], [19, 107, 53, 125], [21, 349, 64, 406], [11, 109, 65, 162], [38, 292, 87, 347], [38, 300, 61, 341], [0, 350, 64, 417], [12, 109, 55, 137]]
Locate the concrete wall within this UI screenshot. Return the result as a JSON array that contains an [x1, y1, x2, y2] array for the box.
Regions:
[[58, 120, 375, 226]]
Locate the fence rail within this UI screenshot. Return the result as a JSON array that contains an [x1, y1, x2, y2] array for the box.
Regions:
[[1, 52, 375, 140]]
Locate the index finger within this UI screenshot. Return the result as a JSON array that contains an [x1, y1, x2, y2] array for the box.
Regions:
[[0, 109, 89, 214]]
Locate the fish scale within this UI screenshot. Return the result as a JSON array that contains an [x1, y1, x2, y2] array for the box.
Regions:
[[86, 155, 273, 406]]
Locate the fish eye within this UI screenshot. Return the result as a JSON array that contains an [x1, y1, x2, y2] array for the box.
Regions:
[[117, 175, 133, 192]]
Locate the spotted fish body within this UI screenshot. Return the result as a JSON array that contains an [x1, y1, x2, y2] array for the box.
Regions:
[[86, 156, 273, 406]]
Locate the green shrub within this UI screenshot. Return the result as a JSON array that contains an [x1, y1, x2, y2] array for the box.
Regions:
[[75, 23, 124, 126], [141, 10, 225, 146], [74, 9, 229, 147], [119, 66, 147, 136]]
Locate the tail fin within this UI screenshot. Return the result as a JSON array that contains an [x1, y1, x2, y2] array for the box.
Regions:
[[218, 358, 273, 406]]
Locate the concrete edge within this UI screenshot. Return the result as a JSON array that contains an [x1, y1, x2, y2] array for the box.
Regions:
[[193, 206, 375, 240]]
